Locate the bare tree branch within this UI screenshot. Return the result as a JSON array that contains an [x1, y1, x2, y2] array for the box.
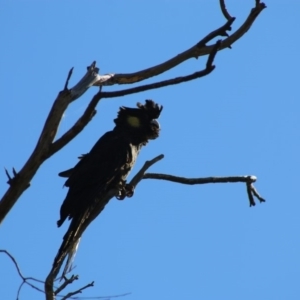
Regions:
[[55, 275, 79, 296], [49, 86, 102, 156], [64, 68, 74, 91], [60, 282, 95, 300], [219, 0, 232, 20], [77, 292, 132, 300], [0, 2, 268, 300], [0, 62, 109, 224], [1, 249, 129, 300], [99, 40, 221, 99], [45, 151, 265, 298], [92, 18, 233, 86], [49, 39, 221, 156], [70, 62, 107, 102], [143, 173, 266, 206], [0, 0, 266, 228], [93, 1, 266, 86], [0, 63, 102, 224], [250, 182, 265, 203], [129, 154, 165, 188], [0, 249, 45, 299]]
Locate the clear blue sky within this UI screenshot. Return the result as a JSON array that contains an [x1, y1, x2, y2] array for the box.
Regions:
[[1, 1, 299, 299]]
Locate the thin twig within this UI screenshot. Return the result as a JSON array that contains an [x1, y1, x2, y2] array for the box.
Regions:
[[71, 292, 131, 299], [129, 154, 165, 188], [60, 281, 94, 300], [246, 182, 256, 206], [249, 183, 266, 204], [64, 68, 74, 91], [4, 168, 13, 184], [4, 168, 19, 185], [0, 250, 45, 299], [0, 249, 24, 279], [196, 19, 234, 47], [219, 0, 232, 20], [206, 40, 221, 67], [55, 275, 79, 295], [70, 62, 102, 102], [17, 281, 25, 300], [1, 249, 123, 300], [223, 1, 266, 49]]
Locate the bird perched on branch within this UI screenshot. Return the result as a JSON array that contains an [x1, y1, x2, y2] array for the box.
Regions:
[[53, 99, 163, 278]]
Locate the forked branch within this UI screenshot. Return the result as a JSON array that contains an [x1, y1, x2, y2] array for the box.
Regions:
[[49, 40, 221, 156], [130, 155, 266, 207], [45, 153, 265, 299], [143, 173, 266, 207], [1, 249, 130, 300], [0, 249, 46, 299], [92, 0, 266, 86], [0, 0, 266, 229]]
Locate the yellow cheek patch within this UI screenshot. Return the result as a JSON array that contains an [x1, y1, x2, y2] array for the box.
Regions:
[[127, 116, 140, 127]]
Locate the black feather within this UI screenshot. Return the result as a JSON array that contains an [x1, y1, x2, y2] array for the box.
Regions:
[[53, 100, 163, 276]]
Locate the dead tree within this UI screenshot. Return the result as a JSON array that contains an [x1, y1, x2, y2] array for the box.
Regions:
[[0, 1, 266, 299]]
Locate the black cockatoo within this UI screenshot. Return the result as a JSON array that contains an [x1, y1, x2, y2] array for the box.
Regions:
[[53, 100, 163, 277]]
